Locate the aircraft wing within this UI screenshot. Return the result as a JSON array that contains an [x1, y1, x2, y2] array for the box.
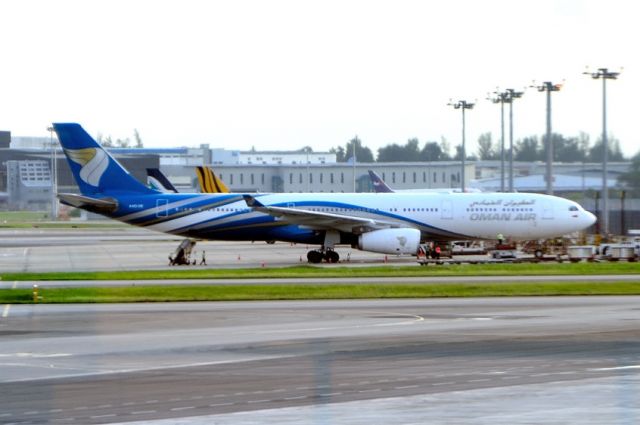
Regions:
[[243, 194, 400, 233]]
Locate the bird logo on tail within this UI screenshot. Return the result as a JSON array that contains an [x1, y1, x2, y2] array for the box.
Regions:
[[64, 147, 109, 187]]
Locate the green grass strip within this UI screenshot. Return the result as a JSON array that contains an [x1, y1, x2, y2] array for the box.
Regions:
[[2, 281, 640, 304], [2, 261, 639, 282]]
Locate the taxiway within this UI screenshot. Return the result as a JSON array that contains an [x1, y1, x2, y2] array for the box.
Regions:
[[1, 297, 639, 424]]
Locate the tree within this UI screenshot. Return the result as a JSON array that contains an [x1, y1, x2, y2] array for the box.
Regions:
[[453, 144, 477, 161], [102, 135, 114, 147], [330, 146, 345, 162], [133, 129, 143, 148], [453, 145, 463, 161], [341, 136, 374, 163], [514, 136, 542, 161], [552, 133, 586, 163], [477, 132, 497, 160], [115, 137, 131, 148], [578, 132, 590, 159], [420, 141, 445, 161], [439, 137, 451, 160], [377, 138, 421, 162], [587, 135, 625, 162], [96, 133, 113, 147]]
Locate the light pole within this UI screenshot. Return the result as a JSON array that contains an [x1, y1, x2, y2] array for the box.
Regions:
[[488, 90, 510, 192], [534, 81, 562, 195], [448, 100, 474, 192], [506, 88, 523, 192], [305, 147, 310, 192], [585, 68, 620, 237], [47, 126, 57, 220]]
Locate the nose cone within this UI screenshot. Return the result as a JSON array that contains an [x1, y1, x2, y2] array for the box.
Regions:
[[584, 211, 597, 228]]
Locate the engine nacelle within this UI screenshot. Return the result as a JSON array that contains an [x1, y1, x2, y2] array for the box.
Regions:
[[357, 228, 421, 255]]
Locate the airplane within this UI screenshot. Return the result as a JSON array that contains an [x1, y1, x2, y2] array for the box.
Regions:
[[147, 166, 231, 194], [54, 123, 596, 263], [196, 165, 230, 193], [147, 168, 179, 193], [368, 169, 481, 193]]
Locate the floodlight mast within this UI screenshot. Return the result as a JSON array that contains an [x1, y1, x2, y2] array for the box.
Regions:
[[534, 81, 562, 195], [488, 90, 511, 192], [506, 89, 523, 192], [585, 68, 620, 237], [47, 126, 57, 220], [448, 100, 475, 192]]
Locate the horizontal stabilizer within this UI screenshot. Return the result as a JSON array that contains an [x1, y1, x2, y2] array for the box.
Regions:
[[58, 193, 118, 215]]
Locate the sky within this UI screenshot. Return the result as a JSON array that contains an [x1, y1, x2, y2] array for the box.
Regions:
[[1, 0, 637, 158]]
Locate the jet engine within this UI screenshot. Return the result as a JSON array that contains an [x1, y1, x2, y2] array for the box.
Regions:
[[357, 228, 421, 255]]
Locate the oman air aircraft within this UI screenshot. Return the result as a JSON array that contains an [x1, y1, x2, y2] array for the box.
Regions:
[[54, 123, 596, 263]]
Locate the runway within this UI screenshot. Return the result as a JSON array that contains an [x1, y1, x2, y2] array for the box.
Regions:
[[1, 297, 639, 424]]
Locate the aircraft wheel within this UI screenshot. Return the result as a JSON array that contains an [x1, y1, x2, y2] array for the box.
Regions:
[[325, 250, 340, 263], [307, 250, 324, 263]]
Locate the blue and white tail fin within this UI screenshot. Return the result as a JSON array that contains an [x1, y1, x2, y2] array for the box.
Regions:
[[53, 123, 155, 195], [147, 168, 179, 193], [367, 170, 394, 193]]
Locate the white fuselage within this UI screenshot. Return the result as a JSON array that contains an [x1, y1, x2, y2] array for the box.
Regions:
[[142, 191, 595, 242]]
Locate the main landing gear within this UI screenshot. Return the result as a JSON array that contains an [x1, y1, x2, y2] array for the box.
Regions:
[[307, 230, 341, 264], [307, 249, 340, 264]]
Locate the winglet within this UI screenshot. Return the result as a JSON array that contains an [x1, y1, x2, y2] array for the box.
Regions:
[[243, 194, 265, 208]]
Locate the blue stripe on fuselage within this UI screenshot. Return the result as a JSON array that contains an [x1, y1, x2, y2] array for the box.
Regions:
[[106, 193, 471, 241]]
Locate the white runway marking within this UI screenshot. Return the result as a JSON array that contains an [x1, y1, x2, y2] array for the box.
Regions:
[[1, 282, 17, 318], [90, 414, 115, 419], [0, 353, 72, 358], [395, 385, 418, 389], [591, 365, 640, 371]]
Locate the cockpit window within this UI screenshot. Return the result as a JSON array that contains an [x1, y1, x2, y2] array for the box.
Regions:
[[569, 206, 579, 211]]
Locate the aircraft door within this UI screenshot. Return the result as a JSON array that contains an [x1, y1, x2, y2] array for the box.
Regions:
[[542, 201, 553, 220], [156, 199, 169, 217], [441, 200, 453, 219]]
